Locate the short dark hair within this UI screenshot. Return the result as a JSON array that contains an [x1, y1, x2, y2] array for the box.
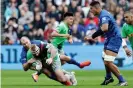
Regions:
[[63, 12, 74, 18], [90, 1, 100, 6]]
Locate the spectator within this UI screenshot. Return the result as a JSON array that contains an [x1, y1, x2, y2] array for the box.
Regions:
[[68, 0, 78, 14], [3, 18, 18, 44], [118, 0, 129, 11], [2, 0, 133, 45], [4, 2, 18, 22], [17, 25, 25, 39], [129, 7, 133, 13], [18, 5, 33, 30], [74, 11, 83, 23], [77, 6, 85, 18], [30, 0, 44, 12], [44, 23, 53, 42], [105, 0, 117, 16], [27, 30, 34, 40], [33, 13, 44, 30], [50, 17, 59, 29], [47, 5, 59, 20], [53, 0, 70, 6], [71, 21, 86, 42], [2, 37, 14, 45], [46, 1, 53, 13], [33, 6, 41, 15], [84, 12, 99, 26], [82, 1, 90, 18], [29, 28, 44, 41], [43, 16, 51, 28], [81, 0, 91, 7], [35, 29, 44, 40], [129, 0, 133, 8], [19, 0, 28, 11], [116, 14, 124, 27], [57, 5, 64, 21], [8, 0, 18, 7], [63, 6, 68, 13], [4, 17, 18, 32]]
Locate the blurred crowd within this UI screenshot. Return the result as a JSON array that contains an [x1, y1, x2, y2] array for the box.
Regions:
[[1, 0, 133, 45]]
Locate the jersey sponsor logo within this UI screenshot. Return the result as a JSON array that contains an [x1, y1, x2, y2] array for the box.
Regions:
[[102, 17, 107, 23]]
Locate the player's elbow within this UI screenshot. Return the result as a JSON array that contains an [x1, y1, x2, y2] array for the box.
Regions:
[[23, 68, 28, 71], [52, 48, 57, 54], [51, 31, 58, 37], [22, 64, 29, 71], [101, 24, 108, 32], [23, 66, 28, 71]]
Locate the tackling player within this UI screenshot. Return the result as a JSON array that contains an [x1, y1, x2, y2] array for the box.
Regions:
[[20, 36, 77, 85]]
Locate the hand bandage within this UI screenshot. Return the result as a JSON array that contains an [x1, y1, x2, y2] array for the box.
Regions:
[[35, 60, 42, 71], [122, 39, 127, 47]]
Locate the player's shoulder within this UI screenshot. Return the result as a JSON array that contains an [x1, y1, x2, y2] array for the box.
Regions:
[[100, 10, 111, 18], [122, 23, 129, 29], [22, 46, 26, 51], [56, 22, 65, 31], [123, 23, 128, 26], [21, 46, 27, 54], [59, 22, 66, 27]]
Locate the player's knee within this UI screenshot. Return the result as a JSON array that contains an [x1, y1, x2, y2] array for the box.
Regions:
[[104, 61, 111, 66], [60, 55, 70, 61], [61, 60, 66, 65], [43, 69, 51, 77]]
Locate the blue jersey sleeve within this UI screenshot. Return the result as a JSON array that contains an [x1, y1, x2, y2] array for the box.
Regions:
[[100, 16, 109, 25], [21, 47, 27, 64]]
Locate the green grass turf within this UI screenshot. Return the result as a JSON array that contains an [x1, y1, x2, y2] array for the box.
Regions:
[[1, 70, 133, 88]]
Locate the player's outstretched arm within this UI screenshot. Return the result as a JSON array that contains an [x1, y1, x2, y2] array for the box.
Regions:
[[84, 22, 108, 41], [122, 38, 132, 57], [23, 58, 36, 71], [23, 63, 31, 71], [46, 44, 58, 64], [51, 31, 70, 38]]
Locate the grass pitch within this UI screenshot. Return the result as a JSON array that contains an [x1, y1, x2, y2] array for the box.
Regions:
[[1, 70, 133, 88]]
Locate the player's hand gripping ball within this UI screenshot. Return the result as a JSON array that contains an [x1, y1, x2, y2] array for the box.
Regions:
[[46, 58, 53, 65], [32, 60, 42, 71]]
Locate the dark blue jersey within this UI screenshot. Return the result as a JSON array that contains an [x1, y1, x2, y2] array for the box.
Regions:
[[21, 40, 44, 64], [98, 10, 121, 38]]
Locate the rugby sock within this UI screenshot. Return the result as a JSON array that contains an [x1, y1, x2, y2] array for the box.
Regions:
[[62, 81, 72, 86], [118, 75, 125, 83], [67, 58, 80, 67], [106, 73, 112, 78], [103, 58, 112, 78]]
